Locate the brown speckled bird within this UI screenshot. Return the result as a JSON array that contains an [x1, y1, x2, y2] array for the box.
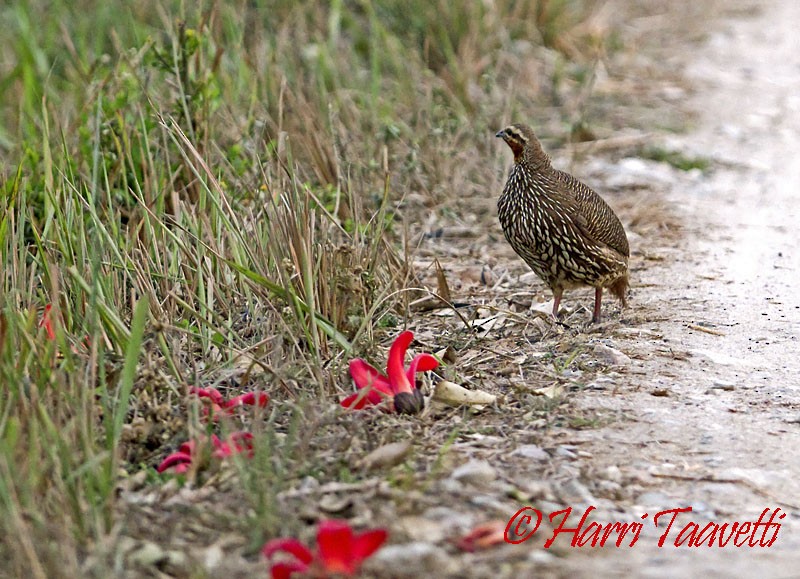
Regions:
[[496, 123, 629, 323]]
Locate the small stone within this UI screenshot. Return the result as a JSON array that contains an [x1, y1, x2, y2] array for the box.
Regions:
[[592, 344, 631, 366], [129, 542, 166, 567], [126, 469, 148, 492], [203, 544, 224, 572], [318, 494, 353, 515], [555, 446, 577, 459], [601, 466, 623, 484], [712, 379, 735, 391], [163, 550, 189, 574], [398, 517, 449, 544], [423, 507, 476, 533], [635, 491, 671, 508], [358, 441, 412, 471], [367, 542, 459, 577], [450, 460, 497, 487], [512, 445, 549, 461], [559, 479, 595, 504]]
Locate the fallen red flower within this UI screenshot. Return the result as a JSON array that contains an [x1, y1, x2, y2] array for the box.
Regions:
[[262, 519, 388, 579], [190, 386, 269, 420], [340, 331, 438, 414], [156, 431, 254, 474], [454, 520, 507, 552]]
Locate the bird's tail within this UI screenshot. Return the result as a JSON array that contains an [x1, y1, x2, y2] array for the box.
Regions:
[[608, 272, 629, 307]]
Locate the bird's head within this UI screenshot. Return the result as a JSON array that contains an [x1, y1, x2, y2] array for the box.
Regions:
[[496, 123, 549, 167]]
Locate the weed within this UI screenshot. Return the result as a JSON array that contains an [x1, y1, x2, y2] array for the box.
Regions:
[[0, 0, 625, 573]]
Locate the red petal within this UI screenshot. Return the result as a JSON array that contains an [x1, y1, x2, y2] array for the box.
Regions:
[[39, 304, 56, 340], [261, 538, 314, 566], [269, 561, 308, 579], [340, 388, 386, 410], [156, 452, 193, 473], [226, 392, 269, 408], [454, 521, 507, 552], [178, 440, 197, 455], [349, 359, 391, 393], [317, 520, 357, 575], [351, 528, 388, 562], [229, 431, 254, 454], [387, 331, 414, 395], [405, 353, 438, 384], [190, 386, 225, 405]]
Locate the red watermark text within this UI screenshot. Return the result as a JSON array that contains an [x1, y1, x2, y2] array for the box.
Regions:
[[505, 506, 785, 548]]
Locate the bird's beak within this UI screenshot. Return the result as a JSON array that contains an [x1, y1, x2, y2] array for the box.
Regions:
[[495, 130, 506, 139]]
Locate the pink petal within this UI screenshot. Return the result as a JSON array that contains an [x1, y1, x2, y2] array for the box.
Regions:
[[262, 538, 314, 566], [317, 520, 357, 575], [178, 440, 197, 455], [405, 353, 439, 384], [212, 432, 255, 459], [156, 452, 193, 473], [349, 359, 392, 393], [386, 331, 415, 395], [351, 528, 388, 562], [229, 431, 254, 455], [213, 442, 234, 458]]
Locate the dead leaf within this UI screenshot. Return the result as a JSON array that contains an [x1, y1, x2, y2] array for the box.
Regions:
[[434, 258, 452, 303], [433, 381, 497, 407], [357, 441, 412, 471], [531, 384, 565, 398]]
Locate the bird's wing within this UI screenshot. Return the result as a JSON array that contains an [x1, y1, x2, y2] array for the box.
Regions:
[[555, 171, 630, 258]]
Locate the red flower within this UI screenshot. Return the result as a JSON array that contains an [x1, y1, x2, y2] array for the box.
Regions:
[[262, 519, 388, 579], [156, 431, 254, 474], [454, 520, 507, 552], [340, 331, 438, 414], [39, 304, 56, 340], [190, 386, 269, 420]]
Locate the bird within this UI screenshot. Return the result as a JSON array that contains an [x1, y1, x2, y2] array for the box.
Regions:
[[495, 123, 629, 323]]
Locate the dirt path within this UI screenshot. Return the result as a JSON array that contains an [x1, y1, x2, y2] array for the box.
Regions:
[[556, 1, 800, 575]]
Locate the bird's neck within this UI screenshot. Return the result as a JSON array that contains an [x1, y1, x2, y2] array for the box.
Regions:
[[520, 146, 551, 172]]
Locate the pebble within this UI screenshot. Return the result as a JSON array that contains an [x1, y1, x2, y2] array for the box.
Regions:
[[601, 466, 623, 484], [367, 542, 459, 577], [129, 542, 166, 567], [592, 344, 632, 366], [712, 379, 736, 390], [555, 446, 578, 459], [512, 445, 550, 461], [635, 491, 672, 508], [559, 479, 596, 504], [358, 441, 412, 471], [450, 460, 497, 486]]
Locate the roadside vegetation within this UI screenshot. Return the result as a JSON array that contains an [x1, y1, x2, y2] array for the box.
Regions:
[[0, 0, 648, 576]]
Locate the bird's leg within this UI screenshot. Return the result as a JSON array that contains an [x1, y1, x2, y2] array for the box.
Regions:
[[592, 287, 602, 323], [552, 289, 563, 321]]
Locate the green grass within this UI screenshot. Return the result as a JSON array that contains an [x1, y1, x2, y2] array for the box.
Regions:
[[639, 146, 711, 172], [0, 0, 615, 574]]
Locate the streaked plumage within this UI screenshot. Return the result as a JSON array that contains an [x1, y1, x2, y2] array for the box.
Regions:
[[496, 123, 629, 323]]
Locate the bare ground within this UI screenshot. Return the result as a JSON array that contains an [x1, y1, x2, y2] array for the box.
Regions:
[[402, 1, 800, 576], [110, 1, 800, 577]]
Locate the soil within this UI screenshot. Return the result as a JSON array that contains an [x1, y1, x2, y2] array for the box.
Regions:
[[522, 0, 800, 575], [407, 0, 800, 576], [113, 1, 800, 577]]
